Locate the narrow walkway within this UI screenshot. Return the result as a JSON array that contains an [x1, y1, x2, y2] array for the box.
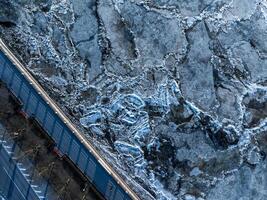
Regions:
[[0, 82, 102, 200]]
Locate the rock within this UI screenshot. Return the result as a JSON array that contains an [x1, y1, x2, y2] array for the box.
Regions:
[[224, 0, 260, 20], [122, 94, 145, 110], [150, 0, 214, 17], [2, 0, 267, 199], [98, 0, 136, 61], [0, 0, 18, 26], [33, 0, 52, 12], [117, 1, 187, 66], [114, 141, 143, 158], [169, 102, 194, 125], [247, 147, 263, 165], [207, 165, 267, 200], [242, 88, 267, 128], [120, 111, 139, 125], [80, 111, 102, 128], [77, 86, 99, 104], [134, 126, 150, 146], [32, 12, 48, 34], [89, 124, 105, 137], [190, 167, 202, 177], [212, 125, 239, 149], [70, 0, 103, 83], [145, 135, 176, 178], [216, 85, 241, 122], [217, 8, 267, 83], [179, 22, 216, 111], [0, 194, 6, 200], [228, 41, 267, 82], [184, 194, 196, 200]]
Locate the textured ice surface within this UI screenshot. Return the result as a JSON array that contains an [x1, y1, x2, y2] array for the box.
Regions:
[[1, 0, 267, 199], [0, 195, 6, 200]]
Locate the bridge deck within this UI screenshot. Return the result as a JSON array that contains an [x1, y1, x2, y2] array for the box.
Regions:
[[0, 39, 140, 200], [0, 83, 102, 200]]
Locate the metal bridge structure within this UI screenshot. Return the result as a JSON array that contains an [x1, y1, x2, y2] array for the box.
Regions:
[[0, 39, 140, 200], [0, 125, 51, 200]]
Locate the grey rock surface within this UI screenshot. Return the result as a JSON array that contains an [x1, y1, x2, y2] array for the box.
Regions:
[[1, 0, 267, 199]]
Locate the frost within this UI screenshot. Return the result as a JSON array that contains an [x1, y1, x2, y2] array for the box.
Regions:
[[114, 141, 143, 158], [80, 111, 102, 128]]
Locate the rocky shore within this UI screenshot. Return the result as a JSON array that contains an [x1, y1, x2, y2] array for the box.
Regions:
[[1, 0, 267, 199]]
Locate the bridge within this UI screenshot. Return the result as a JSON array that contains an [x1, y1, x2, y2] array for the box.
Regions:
[[0, 39, 140, 200]]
